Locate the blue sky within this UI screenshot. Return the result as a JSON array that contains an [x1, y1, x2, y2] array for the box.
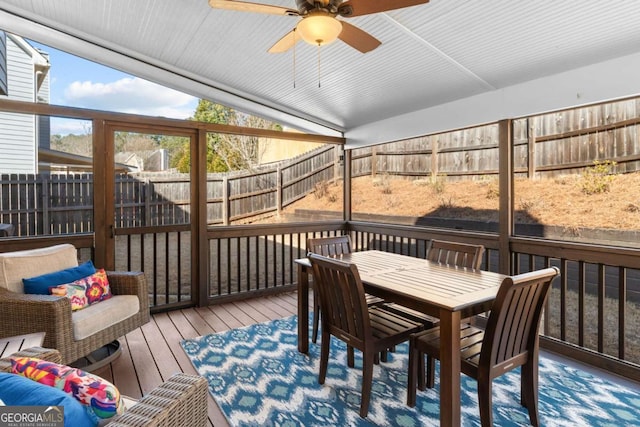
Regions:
[[31, 41, 198, 135]]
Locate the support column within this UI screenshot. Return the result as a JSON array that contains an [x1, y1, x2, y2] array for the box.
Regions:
[[498, 119, 514, 275]]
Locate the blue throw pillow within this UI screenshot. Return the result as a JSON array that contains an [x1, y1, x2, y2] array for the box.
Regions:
[[0, 372, 97, 427], [22, 260, 97, 295]]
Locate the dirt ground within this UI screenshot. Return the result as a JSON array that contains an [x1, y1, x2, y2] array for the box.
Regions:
[[280, 172, 640, 230]]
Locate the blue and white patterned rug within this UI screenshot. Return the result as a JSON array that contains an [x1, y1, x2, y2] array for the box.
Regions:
[[181, 315, 640, 426]]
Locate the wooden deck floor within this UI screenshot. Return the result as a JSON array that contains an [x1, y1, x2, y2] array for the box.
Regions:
[[93, 291, 303, 427], [92, 291, 639, 427]]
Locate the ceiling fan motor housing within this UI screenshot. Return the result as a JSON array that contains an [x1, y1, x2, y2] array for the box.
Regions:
[[295, 0, 347, 16]]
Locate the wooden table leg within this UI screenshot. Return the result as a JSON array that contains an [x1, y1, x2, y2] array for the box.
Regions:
[[439, 309, 462, 426], [297, 263, 309, 354]]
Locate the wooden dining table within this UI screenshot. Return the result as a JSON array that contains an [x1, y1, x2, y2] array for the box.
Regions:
[[295, 250, 507, 427]]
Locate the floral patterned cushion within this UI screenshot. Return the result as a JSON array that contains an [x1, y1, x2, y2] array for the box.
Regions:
[[72, 269, 112, 305], [10, 357, 124, 420], [49, 283, 88, 311], [49, 269, 112, 310]]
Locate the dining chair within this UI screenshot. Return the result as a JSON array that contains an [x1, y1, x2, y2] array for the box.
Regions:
[[384, 239, 485, 380], [308, 253, 423, 418], [306, 235, 384, 344], [426, 239, 485, 268], [406, 266, 560, 427]]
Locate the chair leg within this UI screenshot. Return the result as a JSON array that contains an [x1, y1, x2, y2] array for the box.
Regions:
[[477, 377, 494, 427], [425, 356, 436, 389], [416, 351, 425, 390], [407, 339, 418, 407], [360, 351, 375, 418], [318, 330, 330, 385], [521, 359, 540, 427], [312, 298, 320, 344]]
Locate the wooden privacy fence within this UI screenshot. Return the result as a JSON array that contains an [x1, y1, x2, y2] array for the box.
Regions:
[[0, 144, 342, 236], [3, 97, 640, 235], [352, 97, 640, 180]]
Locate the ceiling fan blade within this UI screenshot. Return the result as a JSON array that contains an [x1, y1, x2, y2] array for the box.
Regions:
[[338, 0, 429, 17], [208, 0, 298, 16], [338, 21, 381, 53], [268, 29, 300, 53]]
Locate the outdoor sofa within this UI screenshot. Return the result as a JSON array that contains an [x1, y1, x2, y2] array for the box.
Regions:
[[0, 346, 208, 426]]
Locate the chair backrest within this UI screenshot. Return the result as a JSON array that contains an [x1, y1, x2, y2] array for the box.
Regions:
[[308, 253, 370, 348], [480, 267, 559, 371], [427, 239, 484, 269], [307, 235, 352, 257]]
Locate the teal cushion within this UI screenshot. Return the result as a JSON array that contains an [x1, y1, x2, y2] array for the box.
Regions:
[[0, 372, 97, 427], [22, 261, 96, 295]]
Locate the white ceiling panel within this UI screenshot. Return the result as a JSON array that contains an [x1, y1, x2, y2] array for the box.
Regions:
[[1, 0, 640, 146]]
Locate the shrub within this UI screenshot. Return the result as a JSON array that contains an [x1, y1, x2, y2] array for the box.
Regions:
[[429, 173, 446, 194], [624, 203, 639, 213], [580, 160, 617, 195], [372, 174, 392, 194], [381, 182, 393, 194], [486, 182, 499, 199], [438, 196, 455, 209], [314, 181, 329, 199]]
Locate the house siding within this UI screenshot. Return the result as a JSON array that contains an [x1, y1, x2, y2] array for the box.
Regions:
[[0, 31, 7, 96], [0, 36, 37, 173]]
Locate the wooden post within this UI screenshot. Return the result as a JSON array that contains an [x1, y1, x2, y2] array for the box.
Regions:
[[93, 119, 111, 269], [371, 145, 377, 177], [344, 149, 352, 222], [276, 165, 282, 215], [195, 128, 208, 308], [334, 145, 341, 181], [430, 135, 439, 178], [528, 117, 536, 179], [144, 178, 151, 226], [222, 176, 229, 226], [41, 175, 49, 235], [498, 119, 513, 275]]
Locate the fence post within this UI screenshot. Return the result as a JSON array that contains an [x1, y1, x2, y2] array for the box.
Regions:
[[371, 145, 377, 177], [222, 176, 229, 225], [144, 178, 151, 226], [430, 135, 438, 177], [528, 117, 536, 179], [276, 165, 282, 215], [41, 175, 49, 235]]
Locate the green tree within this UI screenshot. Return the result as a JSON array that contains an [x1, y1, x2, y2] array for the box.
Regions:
[[172, 100, 281, 173]]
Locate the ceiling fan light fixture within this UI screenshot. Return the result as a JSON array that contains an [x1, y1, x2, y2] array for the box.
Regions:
[[296, 12, 342, 46]]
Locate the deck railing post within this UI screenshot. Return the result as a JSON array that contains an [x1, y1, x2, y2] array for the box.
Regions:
[[498, 119, 513, 275]]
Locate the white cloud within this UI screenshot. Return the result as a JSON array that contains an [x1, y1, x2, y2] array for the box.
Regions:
[[50, 117, 92, 136], [64, 77, 197, 119]]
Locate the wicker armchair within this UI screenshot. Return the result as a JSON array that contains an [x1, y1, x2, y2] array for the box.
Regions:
[[0, 347, 208, 427], [0, 244, 150, 365]]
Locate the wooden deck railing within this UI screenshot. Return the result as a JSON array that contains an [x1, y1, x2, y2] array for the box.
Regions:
[[346, 223, 640, 382], [100, 218, 640, 383], [205, 221, 346, 301], [192, 219, 640, 381]]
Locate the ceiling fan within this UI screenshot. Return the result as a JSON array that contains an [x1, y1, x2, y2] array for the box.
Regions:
[[208, 0, 429, 53]]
